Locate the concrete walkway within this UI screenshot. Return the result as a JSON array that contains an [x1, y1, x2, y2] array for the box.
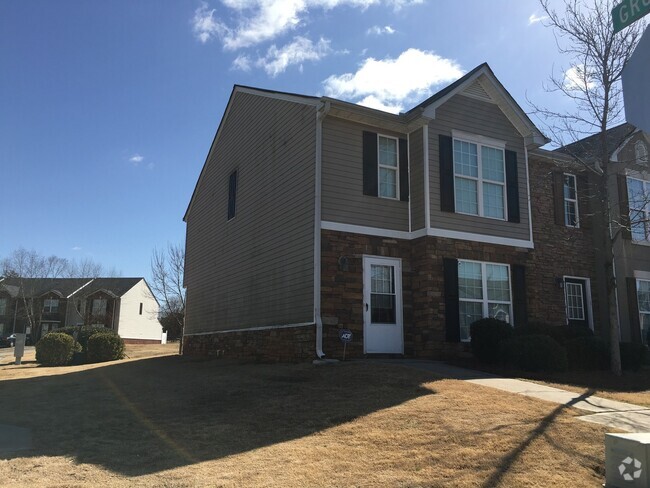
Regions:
[[394, 360, 650, 433]]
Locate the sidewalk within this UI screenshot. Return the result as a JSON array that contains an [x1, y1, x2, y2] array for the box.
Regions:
[[394, 360, 650, 433]]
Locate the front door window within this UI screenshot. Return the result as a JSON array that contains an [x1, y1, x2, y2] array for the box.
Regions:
[[370, 265, 396, 324]]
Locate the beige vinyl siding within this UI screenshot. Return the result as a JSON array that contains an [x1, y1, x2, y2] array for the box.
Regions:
[[184, 92, 316, 334], [409, 127, 425, 230], [428, 94, 531, 241], [321, 117, 409, 231]]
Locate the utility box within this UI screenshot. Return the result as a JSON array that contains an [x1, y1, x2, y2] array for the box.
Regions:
[[606, 433, 650, 487], [14, 333, 26, 365]]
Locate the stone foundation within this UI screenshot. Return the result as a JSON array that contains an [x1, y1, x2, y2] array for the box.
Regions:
[[182, 325, 316, 362]]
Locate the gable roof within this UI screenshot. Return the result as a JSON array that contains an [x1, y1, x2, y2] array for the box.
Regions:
[[555, 123, 637, 161], [183, 63, 549, 221], [0, 277, 144, 299]]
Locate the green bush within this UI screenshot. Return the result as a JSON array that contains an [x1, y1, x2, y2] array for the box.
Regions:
[[501, 334, 568, 372], [87, 332, 125, 363], [620, 342, 647, 371], [470, 318, 513, 364], [56, 326, 117, 352], [35, 332, 82, 366], [565, 336, 609, 370]]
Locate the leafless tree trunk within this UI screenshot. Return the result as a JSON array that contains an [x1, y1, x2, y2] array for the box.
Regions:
[[530, 0, 645, 375], [151, 244, 186, 351]]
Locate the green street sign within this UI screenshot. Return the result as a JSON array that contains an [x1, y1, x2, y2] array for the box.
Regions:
[[613, 0, 650, 33]]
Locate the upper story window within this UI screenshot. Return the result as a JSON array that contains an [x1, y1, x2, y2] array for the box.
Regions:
[[563, 174, 579, 227], [227, 170, 238, 221], [627, 177, 650, 241], [453, 138, 506, 220], [0, 298, 6, 316], [92, 298, 107, 317], [378, 135, 399, 199], [43, 298, 59, 313], [458, 260, 511, 341], [636, 141, 648, 165]]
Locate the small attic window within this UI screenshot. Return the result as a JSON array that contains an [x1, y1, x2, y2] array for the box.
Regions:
[[636, 141, 648, 165]]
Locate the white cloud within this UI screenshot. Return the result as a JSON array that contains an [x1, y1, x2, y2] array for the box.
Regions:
[[366, 25, 395, 35], [129, 154, 144, 164], [147, 162, 155, 170], [232, 54, 252, 71], [255, 36, 331, 76], [323, 48, 464, 114], [194, 0, 419, 50], [192, 2, 226, 43], [528, 12, 548, 25], [564, 65, 596, 91], [72, 246, 82, 251]]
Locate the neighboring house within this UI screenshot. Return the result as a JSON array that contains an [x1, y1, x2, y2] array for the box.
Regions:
[[558, 124, 650, 345], [0, 277, 164, 344], [183, 63, 593, 362]]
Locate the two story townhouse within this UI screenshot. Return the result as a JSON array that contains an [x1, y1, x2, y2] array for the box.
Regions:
[[558, 124, 650, 345], [0, 277, 164, 343], [183, 63, 612, 362]]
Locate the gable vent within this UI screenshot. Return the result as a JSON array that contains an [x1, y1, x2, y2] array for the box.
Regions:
[[461, 80, 493, 102]]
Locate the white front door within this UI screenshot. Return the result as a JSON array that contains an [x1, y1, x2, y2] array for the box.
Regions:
[[363, 256, 404, 354]]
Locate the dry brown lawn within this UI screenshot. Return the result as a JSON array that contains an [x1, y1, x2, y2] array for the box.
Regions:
[[0, 351, 610, 487]]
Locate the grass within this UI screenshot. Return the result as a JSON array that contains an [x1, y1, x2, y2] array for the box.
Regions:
[[0, 349, 611, 487]]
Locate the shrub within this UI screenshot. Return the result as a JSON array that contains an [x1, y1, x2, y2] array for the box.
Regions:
[[56, 326, 117, 352], [514, 321, 593, 345], [35, 332, 82, 366], [565, 336, 609, 370], [500, 334, 568, 372], [87, 332, 125, 363], [470, 318, 513, 364], [620, 342, 648, 371]]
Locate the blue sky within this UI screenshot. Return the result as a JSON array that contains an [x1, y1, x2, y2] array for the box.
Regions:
[[0, 0, 582, 279]]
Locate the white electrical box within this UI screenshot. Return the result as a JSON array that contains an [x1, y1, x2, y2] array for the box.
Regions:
[[606, 433, 650, 487]]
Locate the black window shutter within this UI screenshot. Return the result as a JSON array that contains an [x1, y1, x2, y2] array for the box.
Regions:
[[399, 138, 409, 202], [505, 150, 520, 223], [362, 131, 378, 197], [439, 135, 455, 212], [618, 174, 632, 240], [227, 170, 237, 220], [443, 258, 460, 342], [511, 265, 528, 328], [627, 278, 642, 343], [553, 172, 565, 226]]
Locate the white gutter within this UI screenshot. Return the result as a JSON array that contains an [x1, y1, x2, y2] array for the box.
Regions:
[[314, 100, 330, 359]]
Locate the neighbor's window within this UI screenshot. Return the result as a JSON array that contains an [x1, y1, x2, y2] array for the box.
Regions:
[[43, 299, 59, 313], [227, 170, 238, 220], [92, 298, 107, 317], [563, 174, 579, 227], [627, 177, 650, 241], [378, 135, 398, 199], [636, 141, 648, 165], [0, 298, 5, 316], [454, 139, 505, 219], [139, 302, 143, 315], [637, 280, 650, 344], [458, 260, 511, 341]]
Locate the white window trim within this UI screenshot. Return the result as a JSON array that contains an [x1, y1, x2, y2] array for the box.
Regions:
[[92, 298, 108, 316], [377, 133, 400, 201], [459, 259, 513, 342], [563, 173, 580, 228], [627, 176, 650, 242], [43, 298, 59, 313], [452, 136, 508, 221], [562, 275, 594, 330], [635, 140, 648, 165], [636, 278, 650, 343]]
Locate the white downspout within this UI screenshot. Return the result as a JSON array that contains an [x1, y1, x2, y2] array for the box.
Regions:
[[314, 100, 330, 359]]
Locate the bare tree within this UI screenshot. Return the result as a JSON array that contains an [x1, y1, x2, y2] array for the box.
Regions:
[[1, 247, 69, 339], [66, 258, 104, 279], [151, 244, 186, 345], [530, 0, 646, 375]]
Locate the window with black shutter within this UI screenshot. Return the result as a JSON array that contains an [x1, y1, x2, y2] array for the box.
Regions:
[[227, 170, 237, 220], [363, 131, 409, 201]]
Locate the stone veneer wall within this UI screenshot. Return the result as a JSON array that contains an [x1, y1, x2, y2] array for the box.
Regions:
[[182, 325, 316, 362]]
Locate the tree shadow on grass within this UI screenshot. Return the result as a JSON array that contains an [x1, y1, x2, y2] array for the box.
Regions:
[[0, 356, 439, 476]]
